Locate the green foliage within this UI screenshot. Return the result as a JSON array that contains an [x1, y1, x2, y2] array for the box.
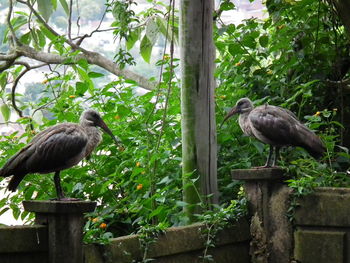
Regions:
[[197, 196, 248, 262]]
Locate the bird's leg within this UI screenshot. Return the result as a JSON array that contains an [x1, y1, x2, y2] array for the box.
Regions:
[[272, 147, 280, 167], [264, 146, 274, 167], [54, 171, 65, 200]]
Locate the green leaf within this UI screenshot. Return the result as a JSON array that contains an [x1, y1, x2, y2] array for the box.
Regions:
[[59, 0, 69, 15], [37, 0, 54, 22], [75, 82, 88, 96], [220, 2, 235, 11], [36, 29, 46, 48], [0, 104, 10, 122], [51, 0, 58, 10], [88, 72, 104, 78], [228, 43, 243, 56], [259, 35, 269, 47], [20, 32, 31, 45], [140, 35, 152, 63], [126, 29, 140, 50], [146, 18, 159, 45]]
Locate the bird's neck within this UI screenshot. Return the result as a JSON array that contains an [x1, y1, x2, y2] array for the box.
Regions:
[[239, 112, 253, 136], [82, 124, 102, 157]]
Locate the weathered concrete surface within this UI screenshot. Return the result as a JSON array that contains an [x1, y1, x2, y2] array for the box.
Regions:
[[294, 229, 345, 263], [294, 187, 350, 227], [293, 187, 350, 263], [0, 225, 48, 263], [232, 168, 293, 263], [84, 219, 251, 263], [24, 200, 96, 263], [232, 167, 286, 181]]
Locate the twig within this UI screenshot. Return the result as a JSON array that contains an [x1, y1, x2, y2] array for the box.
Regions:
[[11, 62, 46, 119], [68, 0, 73, 41]]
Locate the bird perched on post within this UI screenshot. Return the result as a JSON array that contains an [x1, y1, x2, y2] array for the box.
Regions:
[[0, 109, 119, 200], [221, 98, 325, 167]]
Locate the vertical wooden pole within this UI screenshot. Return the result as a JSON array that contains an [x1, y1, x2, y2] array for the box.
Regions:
[[180, 0, 218, 219]]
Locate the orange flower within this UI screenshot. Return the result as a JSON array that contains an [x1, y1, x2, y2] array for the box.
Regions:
[[92, 218, 99, 223], [235, 62, 241, 66], [114, 115, 121, 120], [219, 95, 226, 99], [69, 95, 76, 98], [99, 223, 107, 229], [136, 184, 143, 190], [136, 162, 141, 167]]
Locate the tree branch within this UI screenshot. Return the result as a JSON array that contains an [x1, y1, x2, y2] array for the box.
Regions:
[[2, 0, 157, 90], [14, 44, 157, 90]]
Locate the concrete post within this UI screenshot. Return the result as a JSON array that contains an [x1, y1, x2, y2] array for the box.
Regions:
[[232, 168, 293, 263], [23, 200, 96, 263]]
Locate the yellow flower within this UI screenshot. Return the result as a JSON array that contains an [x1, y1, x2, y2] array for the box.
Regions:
[[314, 111, 321, 116], [235, 62, 242, 66], [92, 218, 99, 223], [219, 95, 226, 99], [136, 184, 143, 190], [99, 223, 107, 229], [136, 162, 141, 167], [277, 24, 285, 30], [69, 95, 76, 99], [267, 70, 273, 75], [163, 55, 170, 60], [141, 171, 146, 175], [42, 79, 49, 84], [114, 115, 121, 120]]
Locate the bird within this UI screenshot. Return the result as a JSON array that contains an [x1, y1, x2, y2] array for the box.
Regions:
[[0, 109, 119, 200], [221, 98, 326, 167]]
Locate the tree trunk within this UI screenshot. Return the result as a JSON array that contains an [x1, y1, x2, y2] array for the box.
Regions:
[[179, 0, 218, 220]]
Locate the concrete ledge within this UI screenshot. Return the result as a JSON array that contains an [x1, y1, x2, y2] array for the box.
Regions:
[[23, 200, 96, 214], [84, 219, 250, 263], [294, 187, 350, 227], [231, 167, 286, 181], [0, 225, 48, 253]]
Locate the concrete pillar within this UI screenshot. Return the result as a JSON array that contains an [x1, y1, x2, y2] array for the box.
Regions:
[[23, 200, 96, 263], [232, 168, 293, 263]]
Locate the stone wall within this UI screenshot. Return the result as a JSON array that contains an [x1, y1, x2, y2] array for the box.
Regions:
[[294, 187, 350, 263], [0, 225, 48, 263], [84, 219, 251, 263]]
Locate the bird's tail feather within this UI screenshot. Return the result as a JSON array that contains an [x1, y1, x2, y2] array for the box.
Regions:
[[297, 126, 326, 159], [8, 174, 26, 191]]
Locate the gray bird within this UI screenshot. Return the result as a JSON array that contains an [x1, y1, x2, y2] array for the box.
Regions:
[[221, 98, 326, 167], [0, 109, 119, 200]]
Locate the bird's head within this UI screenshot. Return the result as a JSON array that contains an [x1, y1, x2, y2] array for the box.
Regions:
[[220, 98, 254, 128], [81, 109, 120, 145]]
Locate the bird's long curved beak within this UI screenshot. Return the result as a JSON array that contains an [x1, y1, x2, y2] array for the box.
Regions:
[[98, 120, 121, 145], [220, 106, 238, 128]]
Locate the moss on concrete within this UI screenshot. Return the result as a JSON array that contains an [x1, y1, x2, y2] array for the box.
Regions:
[[294, 229, 345, 263], [84, 220, 251, 263]]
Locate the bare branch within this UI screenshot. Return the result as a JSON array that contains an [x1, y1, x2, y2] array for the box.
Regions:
[[68, 0, 73, 41], [11, 63, 47, 118], [15, 44, 157, 90]]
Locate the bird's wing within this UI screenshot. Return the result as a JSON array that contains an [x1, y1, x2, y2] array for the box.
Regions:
[[26, 124, 89, 173], [249, 105, 299, 146]]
